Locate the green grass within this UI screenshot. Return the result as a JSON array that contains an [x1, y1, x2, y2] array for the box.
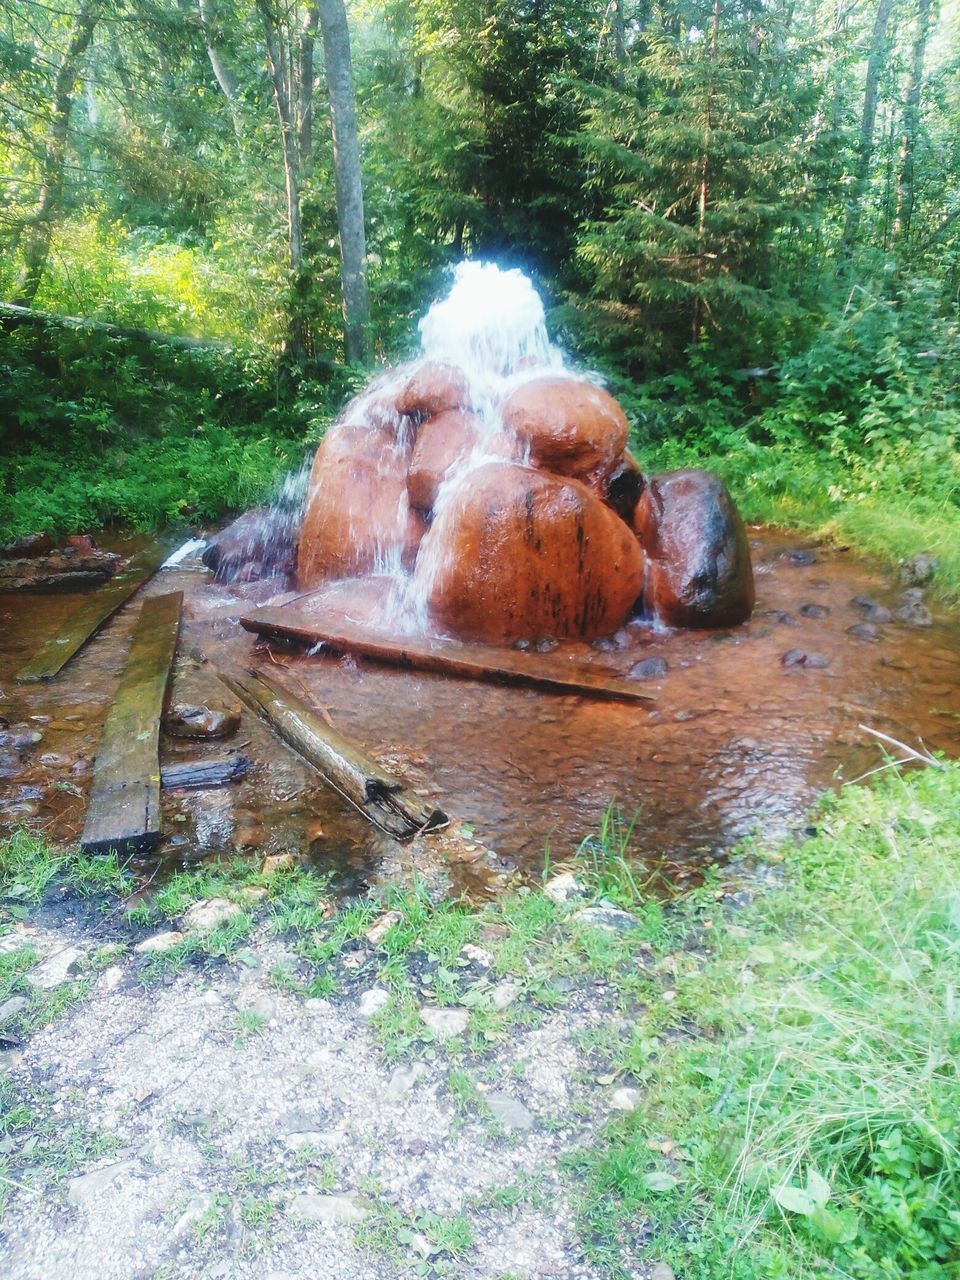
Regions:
[[569, 760, 960, 1279]]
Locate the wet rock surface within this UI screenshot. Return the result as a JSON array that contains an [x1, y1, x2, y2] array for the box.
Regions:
[[420, 462, 645, 643], [202, 508, 299, 585], [0, 537, 120, 593], [635, 469, 755, 628], [500, 376, 629, 482]]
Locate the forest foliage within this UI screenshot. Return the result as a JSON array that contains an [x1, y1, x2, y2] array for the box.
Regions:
[[1, 0, 958, 566]]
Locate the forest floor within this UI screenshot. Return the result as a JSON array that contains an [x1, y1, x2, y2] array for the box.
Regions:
[[2, 757, 959, 1280]]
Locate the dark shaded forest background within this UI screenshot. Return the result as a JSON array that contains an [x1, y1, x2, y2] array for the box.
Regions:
[[1, 0, 958, 586]]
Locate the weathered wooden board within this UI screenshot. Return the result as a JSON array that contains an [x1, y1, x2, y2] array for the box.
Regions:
[[160, 753, 252, 790], [239, 608, 655, 704], [80, 592, 182, 854], [16, 542, 171, 683], [218, 667, 447, 841]]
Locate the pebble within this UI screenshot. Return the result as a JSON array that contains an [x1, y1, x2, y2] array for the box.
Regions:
[[486, 1092, 534, 1131], [67, 1159, 139, 1207], [490, 980, 521, 1010], [799, 602, 829, 618], [610, 1087, 642, 1111], [261, 853, 297, 876], [358, 988, 389, 1019], [628, 656, 668, 680], [27, 945, 85, 989], [420, 1006, 469, 1038], [461, 943, 493, 968], [181, 898, 243, 933], [899, 552, 938, 585], [134, 931, 185, 954], [365, 910, 402, 945], [785, 548, 817, 565], [573, 906, 639, 933], [543, 872, 584, 905], [387, 1062, 428, 1097], [847, 622, 879, 641], [781, 648, 830, 669], [651, 1265, 677, 1280], [894, 602, 932, 628], [288, 1192, 367, 1225], [246, 993, 277, 1022], [0, 995, 29, 1023]]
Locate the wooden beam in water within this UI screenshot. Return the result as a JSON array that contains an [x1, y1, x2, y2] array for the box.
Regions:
[[160, 753, 252, 790], [239, 609, 655, 704], [217, 667, 448, 842], [15, 542, 172, 683], [80, 592, 182, 855]]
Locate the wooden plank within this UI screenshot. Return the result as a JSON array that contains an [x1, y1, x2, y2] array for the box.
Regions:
[[160, 753, 252, 790], [217, 667, 448, 841], [239, 608, 655, 704], [16, 543, 171, 682], [80, 592, 182, 854]]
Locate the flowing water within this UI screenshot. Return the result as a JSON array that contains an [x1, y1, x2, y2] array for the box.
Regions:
[[1, 530, 958, 897]]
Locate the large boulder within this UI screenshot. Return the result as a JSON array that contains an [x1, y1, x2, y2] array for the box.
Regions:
[[500, 376, 629, 482], [634, 468, 754, 628], [395, 361, 469, 420], [298, 424, 425, 589], [418, 462, 645, 643], [203, 508, 298, 584], [407, 410, 484, 513]]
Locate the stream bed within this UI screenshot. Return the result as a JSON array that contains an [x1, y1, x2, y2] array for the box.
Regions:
[[1, 527, 958, 897]]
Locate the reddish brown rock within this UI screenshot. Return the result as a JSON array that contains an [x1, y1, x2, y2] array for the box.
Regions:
[[298, 424, 425, 589], [501, 377, 629, 481], [634, 469, 754, 628], [599, 450, 645, 524], [418, 462, 644, 643], [407, 410, 484, 513], [395, 361, 469, 419]]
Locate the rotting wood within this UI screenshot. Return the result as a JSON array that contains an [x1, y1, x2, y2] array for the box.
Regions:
[[238, 609, 656, 704], [80, 592, 182, 855], [15, 542, 171, 683], [160, 753, 252, 789], [217, 666, 447, 841]]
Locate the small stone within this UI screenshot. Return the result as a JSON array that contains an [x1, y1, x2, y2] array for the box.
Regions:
[[420, 1006, 469, 1038], [247, 993, 277, 1022], [865, 604, 892, 624], [799, 602, 829, 618], [786, 548, 817, 565], [651, 1265, 677, 1280], [181, 898, 243, 933], [0, 996, 28, 1024], [135, 931, 185, 954], [162, 700, 241, 740], [288, 1192, 367, 1225], [27, 946, 84, 990], [610, 1087, 642, 1111], [240, 886, 268, 904], [490, 980, 521, 1010], [847, 622, 879, 641], [543, 872, 584, 905], [172, 1192, 214, 1236], [899, 586, 925, 604], [628, 656, 668, 680], [894, 603, 932, 628], [387, 1062, 428, 1097], [573, 906, 639, 933], [261, 853, 297, 876], [0, 728, 43, 750], [486, 1092, 534, 1131], [899, 552, 939, 586], [365, 911, 402, 945], [781, 649, 829, 669], [284, 1131, 334, 1152], [67, 1159, 139, 1207], [358, 988, 390, 1019], [461, 943, 493, 968], [97, 966, 124, 993]]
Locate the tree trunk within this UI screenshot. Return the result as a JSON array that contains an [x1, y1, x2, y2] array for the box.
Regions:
[[257, 0, 309, 363], [841, 0, 896, 255], [12, 0, 101, 307], [692, 0, 721, 345], [198, 0, 244, 142], [893, 0, 933, 246], [318, 0, 370, 363]]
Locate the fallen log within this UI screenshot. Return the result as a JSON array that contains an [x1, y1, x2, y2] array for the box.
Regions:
[[217, 667, 447, 841], [160, 753, 252, 790], [16, 542, 171, 682], [0, 547, 120, 593], [0, 301, 226, 351], [80, 592, 183, 855], [239, 609, 655, 704]]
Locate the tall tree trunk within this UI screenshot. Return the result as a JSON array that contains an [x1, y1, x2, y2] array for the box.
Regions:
[[692, 0, 721, 345], [257, 0, 309, 363], [12, 0, 101, 307], [198, 0, 244, 143], [297, 4, 320, 173], [841, 0, 896, 255], [893, 0, 933, 246], [317, 0, 370, 363]]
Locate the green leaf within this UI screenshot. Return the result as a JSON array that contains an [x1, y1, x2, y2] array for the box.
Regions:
[[771, 1184, 815, 1216], [805, 1167, 832, 1208], [809, 1205, 859, 1245], [644, 1171, 679, 1192]]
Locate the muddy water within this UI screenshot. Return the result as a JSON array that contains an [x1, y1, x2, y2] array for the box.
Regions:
[[1, 529, 958, 896]]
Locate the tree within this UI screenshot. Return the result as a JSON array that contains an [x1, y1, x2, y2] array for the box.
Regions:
[[840, 0, 896, 256]]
